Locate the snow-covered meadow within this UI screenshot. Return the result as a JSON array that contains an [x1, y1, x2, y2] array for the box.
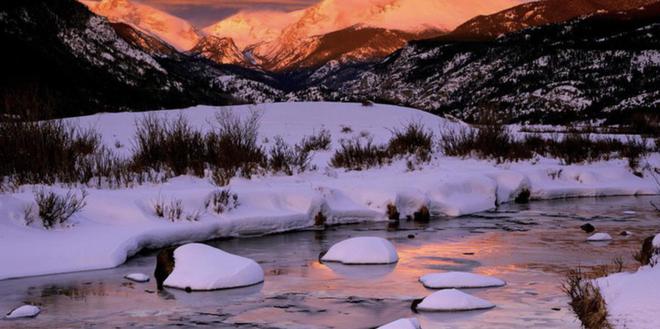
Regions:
[[1, 102, 658, 283]]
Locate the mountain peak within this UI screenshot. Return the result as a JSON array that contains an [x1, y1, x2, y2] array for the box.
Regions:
[[82, 0, 201, 50], [97, 0, 130, 10]]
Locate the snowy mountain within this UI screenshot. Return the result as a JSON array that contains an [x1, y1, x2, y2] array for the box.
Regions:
[[450, 0, 658, 40], [292, 3, 660, 124], [0, 0, 281, 118], [80, 0, 201, 50], [204, 0, 521, 71], [188, 36, 247, 66]]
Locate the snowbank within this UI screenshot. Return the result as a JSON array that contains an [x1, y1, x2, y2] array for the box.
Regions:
[[596, 234, 660, 329], [377, 318, 421, 329], [321, 237, 399, 265], [0, 102, 658, 280], [5, 305, 40, 319], [419, 271, 506, 289], [416, 289, 495, 312], [163, 243, 263, 291]]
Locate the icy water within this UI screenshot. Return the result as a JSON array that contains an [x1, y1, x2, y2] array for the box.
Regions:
[[1, 197, 659, 329]]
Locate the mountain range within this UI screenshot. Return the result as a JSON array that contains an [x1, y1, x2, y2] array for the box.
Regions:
[[82, 0, 522, 71], [1, 0, 658, 123]]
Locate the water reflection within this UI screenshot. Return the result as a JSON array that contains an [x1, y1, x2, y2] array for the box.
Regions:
[[0, 196, 658, 328]]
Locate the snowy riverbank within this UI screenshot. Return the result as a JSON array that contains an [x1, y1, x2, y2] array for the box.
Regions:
[[1, 102, 658, 280]]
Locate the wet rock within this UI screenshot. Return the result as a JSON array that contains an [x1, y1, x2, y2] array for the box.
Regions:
[[410, 298, 424, 313], [514, 189, 531, 204], [580, 223, 595, 233], [635, 235, 659, 266], [155, 247, 176, 290], [413, 206, 430, 223], [314, 212, 327, 227], [387, 204, 400, 221]]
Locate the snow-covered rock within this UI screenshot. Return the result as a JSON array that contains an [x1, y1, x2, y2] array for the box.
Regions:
[[321, 237, 398, 265], [124, 273, 150, 282], [163, 243, 264, 291], [587, 233, 613, 241], [378, 318, 421, 329], [5, 305, 40, 319], [416, 289, 495, 312], [420, 271, 506, 289]]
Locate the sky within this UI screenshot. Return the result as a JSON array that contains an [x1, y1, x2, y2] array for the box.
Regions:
[[139, 0, 320, 26]]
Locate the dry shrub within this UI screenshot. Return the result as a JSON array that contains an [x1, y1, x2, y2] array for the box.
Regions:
[[563, 268, 612, 329], [0, 120, 101, 185], [268, 136, 312, 175], [388, 122, 434, 162], [132, 114, 205, 177], [299, 129, 332, 152], [29, 189, 88, 229], [206, 109, 266, 178], [205, 189, 239, 214], [331, 137, 390, 170]]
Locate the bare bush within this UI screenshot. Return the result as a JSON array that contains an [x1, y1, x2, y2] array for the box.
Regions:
[[563, 268, 612, 329], [268, 136, 312, 175], [206, 109, 266, 178], [439, 124, 533, 162], [299, 129, 332, 152], [206, 189, 239, 214], [0, 120, 101, 186], [331, 137, 390, 170], [388, 122, 434, 162], [31, 189, 87, 229], [132, 115, 205, 177], [153, 198, 184, 222]]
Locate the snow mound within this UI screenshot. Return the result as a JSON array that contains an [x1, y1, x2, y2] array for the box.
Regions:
[[124, 273, 150, 282], [5, 305, 40, 319], [417, 289, 495, 312], [420, 271, 506, 289], [163, 243, 264, 291], [321, 237, 398, 264], [378, 318, 421, 329], [587, 233, 613, 241]]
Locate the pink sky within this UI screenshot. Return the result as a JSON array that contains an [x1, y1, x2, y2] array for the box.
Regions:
[[138, 0, 320, 26]]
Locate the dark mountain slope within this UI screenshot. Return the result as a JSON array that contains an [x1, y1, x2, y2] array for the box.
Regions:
[[302, 3, 660, 124], [0, 0, 260, 119], [449, 0, 658, 41]]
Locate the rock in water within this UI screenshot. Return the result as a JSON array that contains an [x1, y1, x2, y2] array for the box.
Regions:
[[580, 223, 595, 233], [377, 318, 421, 329], [413, 289, 495, 312], [5, 305, 40, 319], [155, 247, 176, 290], [420, 271, 506, 289], [162, 243, 264, 291], [124, 273, 150, 283], [587, 233, 613, 241], [321, 237, 398, 265]]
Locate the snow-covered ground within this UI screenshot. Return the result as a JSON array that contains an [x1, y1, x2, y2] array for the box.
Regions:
[[0, 102, 658, 280], [597, 235, 660, 329]]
